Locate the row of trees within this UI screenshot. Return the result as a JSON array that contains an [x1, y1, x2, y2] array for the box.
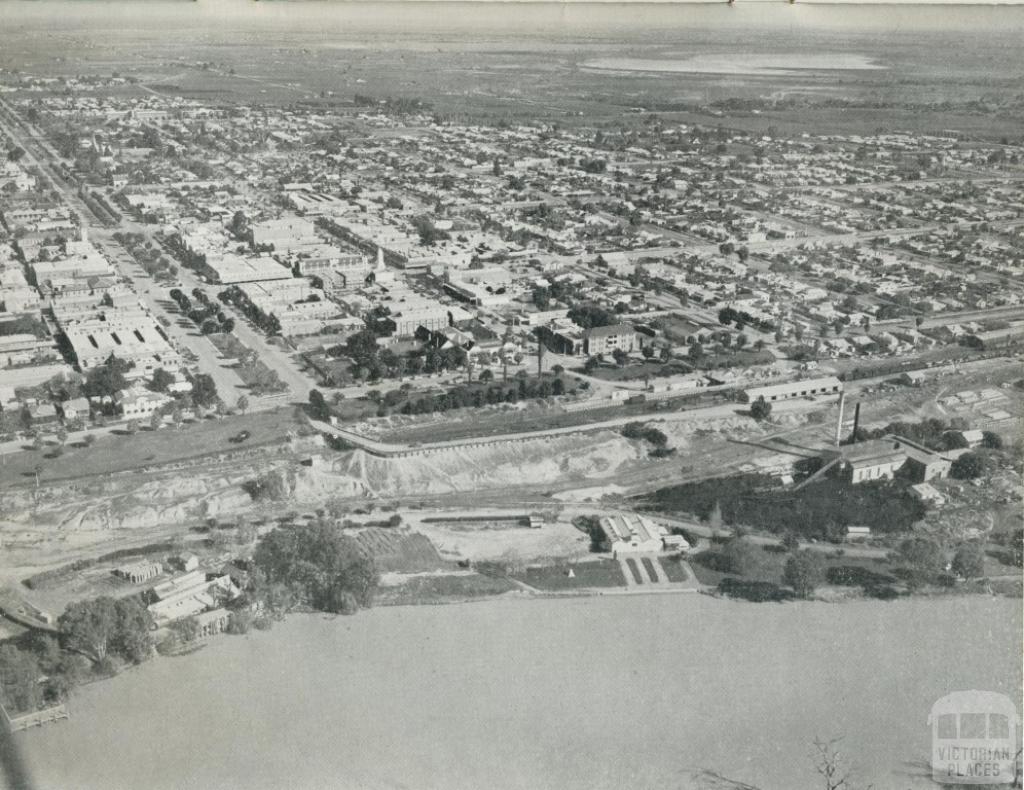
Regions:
[[717, 305, 777, 335], [169, 287, 235, 334], [113, 232, 176, 281], [395, 374, 570, 416], [218, 286, 281, 335], [704, 530, 989, 603], [648, 473, 926, 542], [411, 216, 450, 247], [329, 328, 472, 383], [847, 417, 987, 452]]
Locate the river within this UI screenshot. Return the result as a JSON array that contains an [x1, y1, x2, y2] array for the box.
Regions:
[[18, 594, 1022, 790], [582, 54, 886, 76]]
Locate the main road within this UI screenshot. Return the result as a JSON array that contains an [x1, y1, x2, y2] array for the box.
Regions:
[[0, 97, 311, 410]]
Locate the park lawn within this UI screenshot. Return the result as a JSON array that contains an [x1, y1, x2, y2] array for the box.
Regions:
[[516, 559, 627, 590], [233, 358, 288, 394], [0, 407, 309, 489], [660, 555, 690, 583], [207, 331, 249, 360], [376, 572, 518, 605], [689, 546, 788, 587], [689, 544, 899, 589], [206, 333, 287, 393], [688, 560, 732, 588]]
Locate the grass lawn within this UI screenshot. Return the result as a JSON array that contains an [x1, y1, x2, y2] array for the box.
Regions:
[[689, 546, 788, 586], [206, 335, 287, 394], [515, 559, 627, 590], [689, 544, 899, 589], [660, 555, 690, 583], [0, 407, 309, 489], [233, 359, 288, 395], [624, 557, 644, 584], [640, 556, 659, 582], [377, 573, 518, 605], [207, 332, 249, 360], [688, 561, 732, 588]]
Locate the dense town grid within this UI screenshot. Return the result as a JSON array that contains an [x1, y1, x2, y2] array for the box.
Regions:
[[0, 65, 1022, 678], [3, 81, 1022, 435]]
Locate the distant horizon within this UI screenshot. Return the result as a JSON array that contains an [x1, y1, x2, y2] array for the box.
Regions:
[[1, 0, 1023, 35]]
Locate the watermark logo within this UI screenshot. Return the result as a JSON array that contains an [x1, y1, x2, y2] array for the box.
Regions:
[[929, 690, 1020, 785]]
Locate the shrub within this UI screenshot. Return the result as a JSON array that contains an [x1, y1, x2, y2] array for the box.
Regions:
[[750, 395, 772, 421], [693, 550, 733, 574], [243, 469, 293, 502], [170, 616, 200, 642], [950, 452, 985, 480], [865, 584, 902, 600], [717, 578, 791, 602], [573, 515, 608, 552], [897, 536, 945, 573], [981, 431, 1003, 450], [253, 615, 274, 631], [782, 550, 825, 597], [951, 543, 986, 579], [721, 537, 765, 576], [826, 566, 897, 587], [92, 656, 118, 678]]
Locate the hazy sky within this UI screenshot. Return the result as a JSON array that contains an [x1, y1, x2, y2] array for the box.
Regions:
[[0, 0, 1021, 54], [2, 0, 1024, 23]]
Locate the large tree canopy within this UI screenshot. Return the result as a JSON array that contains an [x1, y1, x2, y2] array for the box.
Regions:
[[253, 522, 379, 613], [58, 596, 153, 666]]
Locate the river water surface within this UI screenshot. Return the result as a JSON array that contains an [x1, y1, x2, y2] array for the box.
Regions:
[[19, 594, 1022, 790]]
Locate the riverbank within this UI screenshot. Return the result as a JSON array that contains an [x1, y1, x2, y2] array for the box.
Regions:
[[18, 594, 1022, 790]]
